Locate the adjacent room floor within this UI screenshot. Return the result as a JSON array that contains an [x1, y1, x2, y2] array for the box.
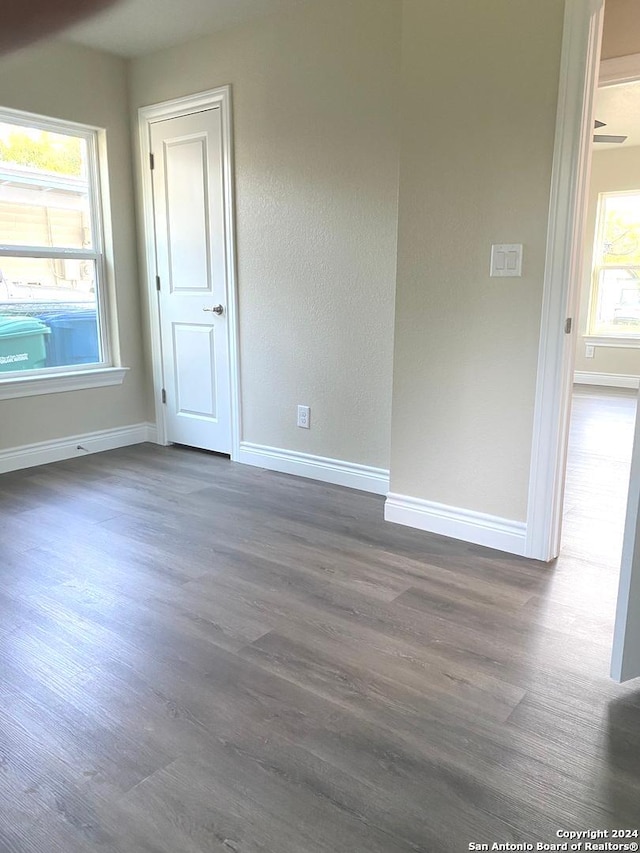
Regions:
[[1, 391, 639, 853], [562, 386, 636, 573]]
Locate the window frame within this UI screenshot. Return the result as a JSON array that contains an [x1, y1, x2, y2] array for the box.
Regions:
[[586, 189, 640, 347], [0, 106, 126, 396]]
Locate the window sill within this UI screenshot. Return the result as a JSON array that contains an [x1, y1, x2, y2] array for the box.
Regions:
[[0, 367, 128, 401], [583, 335, 640, 349]]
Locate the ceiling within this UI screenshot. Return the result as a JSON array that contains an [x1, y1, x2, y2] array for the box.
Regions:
[[64, 0, 311, 58], [58, 6, 640, 151], [594, 81, 640, 150]]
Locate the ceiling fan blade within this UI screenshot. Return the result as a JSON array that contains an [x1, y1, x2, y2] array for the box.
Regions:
[[595, 119, 607, 128], [593, 134, 628, 143]]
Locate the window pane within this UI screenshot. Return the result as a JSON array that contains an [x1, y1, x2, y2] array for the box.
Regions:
[[592, 268, 640, 336], [599, 193, 640, 266], [0, 256, 101, 373], [0, 122, 92, 250]]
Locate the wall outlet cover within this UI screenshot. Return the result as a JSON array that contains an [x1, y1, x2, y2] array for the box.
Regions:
[[297, 405, 310, 429]]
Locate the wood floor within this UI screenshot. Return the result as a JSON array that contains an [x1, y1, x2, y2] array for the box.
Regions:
[[1, 391, 640, 852]]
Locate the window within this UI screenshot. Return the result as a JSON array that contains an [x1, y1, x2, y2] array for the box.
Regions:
[[588, 191, 640, 339], [0, 109, 121, 392]]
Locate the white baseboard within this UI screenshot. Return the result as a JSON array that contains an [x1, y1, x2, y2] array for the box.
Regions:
[[384, 492, 527, 556], [574, 371, 640, 389], [236, 441, 389, 495], [0, 422, 158, 475]]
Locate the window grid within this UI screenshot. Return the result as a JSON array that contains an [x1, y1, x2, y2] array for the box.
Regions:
[[0, 109, 111, 377], [588, 190, 640, 339]]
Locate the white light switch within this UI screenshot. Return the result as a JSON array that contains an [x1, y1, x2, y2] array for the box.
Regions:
[[490, 244, 523, 278]]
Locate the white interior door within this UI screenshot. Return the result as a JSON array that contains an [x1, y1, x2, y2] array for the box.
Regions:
[[612, 388, 640, 682], [150, 108, 231, 453]]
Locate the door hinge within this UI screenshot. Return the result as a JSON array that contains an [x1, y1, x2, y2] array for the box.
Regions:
[[156, 274, 161, 292], [565, 317, 573, 334], [161, 388, 167, 404], [149, 152, 155, 170]]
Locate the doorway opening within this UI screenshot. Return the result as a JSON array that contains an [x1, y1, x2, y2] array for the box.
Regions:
[[564, 76, 640, 570], [547, 6, 640, 681]]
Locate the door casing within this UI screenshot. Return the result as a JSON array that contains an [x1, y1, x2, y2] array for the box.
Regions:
[[138, 86, 241, 457], [525, 0, 605, 560]]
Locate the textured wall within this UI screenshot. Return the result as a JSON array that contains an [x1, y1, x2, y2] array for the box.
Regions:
[[575, 146, 640, 377], [129, 0, 401, 469], [0, 40, 148, 449], [389, 0, 564, 521]]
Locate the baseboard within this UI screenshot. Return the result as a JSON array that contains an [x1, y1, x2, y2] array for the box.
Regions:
[[236, 441, 389, 495], [0, 422, 158, 475], [574, 371, 640, 389], [384, 492, 527, 556]]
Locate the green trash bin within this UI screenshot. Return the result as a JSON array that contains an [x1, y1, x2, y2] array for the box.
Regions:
[[0, 315, 50, 373]]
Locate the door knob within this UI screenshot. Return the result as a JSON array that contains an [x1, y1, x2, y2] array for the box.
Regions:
[[203, 304, 224, 315]]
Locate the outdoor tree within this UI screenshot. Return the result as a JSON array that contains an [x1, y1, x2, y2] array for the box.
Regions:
[[0, 127, 83, 177], [602, 194, 640, 267]]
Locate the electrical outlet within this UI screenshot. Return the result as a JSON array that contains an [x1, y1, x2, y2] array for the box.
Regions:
[[585, 344, 595, 359], [297, 405, 310, 429]]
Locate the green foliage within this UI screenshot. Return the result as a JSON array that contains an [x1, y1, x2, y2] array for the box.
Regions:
[[0, 129, 83, 177], [602, 195, 640, 266]]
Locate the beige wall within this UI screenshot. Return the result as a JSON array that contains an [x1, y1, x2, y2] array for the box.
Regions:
[[389, 0, 564, 521], [129, 0, 401, 469], [602, 0, 640, 60], [0, 0, 586, 533], [575, 146, 640, 377], [0, 40, 148, 449]]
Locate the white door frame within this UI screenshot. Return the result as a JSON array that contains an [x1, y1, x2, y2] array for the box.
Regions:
[[525, 0, 605, 560], [138, 86, 241, 458]]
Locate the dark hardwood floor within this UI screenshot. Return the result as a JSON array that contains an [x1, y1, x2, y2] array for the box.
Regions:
[[1, 392, 640, 852]]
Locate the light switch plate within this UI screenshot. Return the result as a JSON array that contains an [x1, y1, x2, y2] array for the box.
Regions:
[[490, 244, 523, 278]]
